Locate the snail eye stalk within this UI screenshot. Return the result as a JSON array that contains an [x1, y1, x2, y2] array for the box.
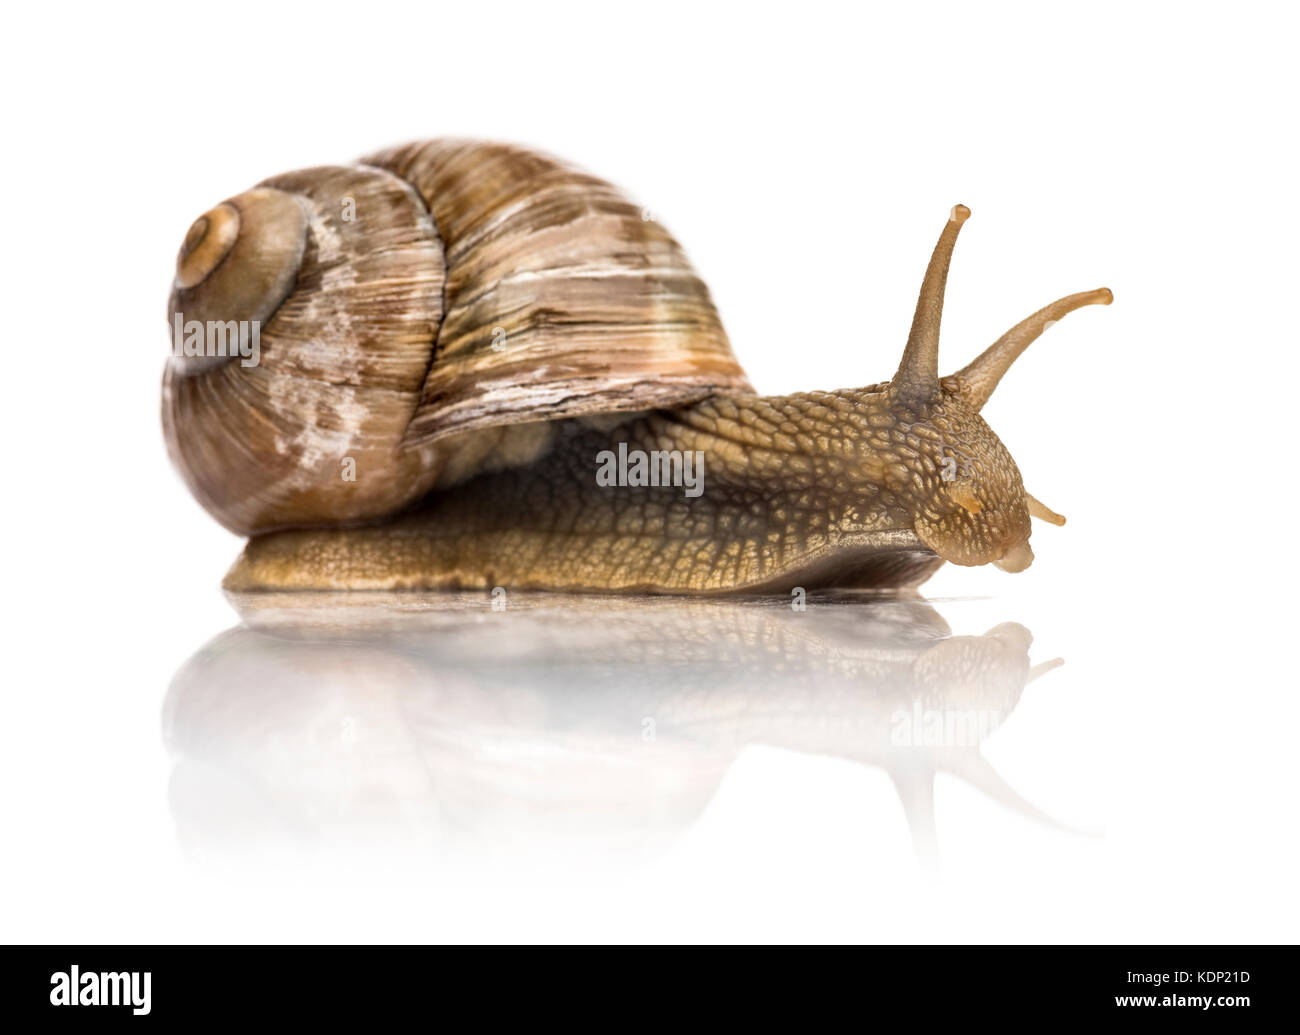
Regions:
[[893, 204, 970, 401], [947, 288, 1113, 411]]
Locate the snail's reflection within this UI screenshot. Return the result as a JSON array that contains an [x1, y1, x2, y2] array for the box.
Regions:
[[163, 592, 1071, 872]]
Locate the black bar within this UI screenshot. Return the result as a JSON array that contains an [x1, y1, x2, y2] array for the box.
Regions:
[[0, 945, 1290, 1025]]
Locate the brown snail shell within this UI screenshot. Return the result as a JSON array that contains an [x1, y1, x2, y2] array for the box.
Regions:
[[163, 140, 751, 535]]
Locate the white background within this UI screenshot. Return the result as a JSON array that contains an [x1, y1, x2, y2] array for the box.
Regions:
[[2, 0, 1297, 943]]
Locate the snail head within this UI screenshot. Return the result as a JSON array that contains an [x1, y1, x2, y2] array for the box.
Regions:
[[874, 206, 1111, 572]]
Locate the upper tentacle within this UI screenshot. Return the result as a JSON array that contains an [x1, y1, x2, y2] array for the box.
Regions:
[[893, 205, 970, 400], [947, 288, 1112, 411]]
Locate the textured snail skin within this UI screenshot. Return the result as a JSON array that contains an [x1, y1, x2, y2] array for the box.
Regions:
[[224, 376, 1067, 593], [165, 141, 1110, 593]]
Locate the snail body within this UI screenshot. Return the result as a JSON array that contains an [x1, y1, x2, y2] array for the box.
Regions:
[[163, 140, 1110, 593]]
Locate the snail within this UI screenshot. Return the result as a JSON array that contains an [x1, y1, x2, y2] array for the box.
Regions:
[[163, 139, 1111, 593]]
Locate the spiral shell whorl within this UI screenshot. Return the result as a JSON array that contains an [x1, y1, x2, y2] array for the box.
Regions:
[[168, 189, 309, 375], [364, 139, 751, 445], [175, 203, 240, 289], [163, 166, 446, 534]]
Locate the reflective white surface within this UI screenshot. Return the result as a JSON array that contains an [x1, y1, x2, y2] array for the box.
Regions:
[[164, 593, 1074, 875], [7, 577, 1297, 943]]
